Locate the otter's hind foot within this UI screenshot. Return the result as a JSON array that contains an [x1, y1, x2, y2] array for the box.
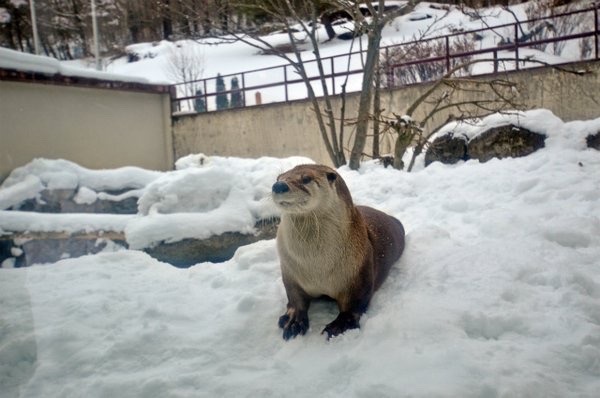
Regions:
[[322, 312, 360, 339], [278, 310, 309, 340]]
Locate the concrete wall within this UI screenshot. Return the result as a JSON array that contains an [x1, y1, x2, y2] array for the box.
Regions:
[[173, 100, 333, 165], [173, 60, 600, 166], [1, 78, 173, 181]]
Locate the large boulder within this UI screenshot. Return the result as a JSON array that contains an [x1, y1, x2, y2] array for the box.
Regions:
[[467, 125, 546, 163], [1, 219, 279, 268], [586, 132, 600, 150], [142, 219, 279, 267], [425, 133, 468, 167], [15, 188, 139, 214]]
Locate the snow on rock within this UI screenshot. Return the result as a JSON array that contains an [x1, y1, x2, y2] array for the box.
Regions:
[[127, 155, 312, 249], [0, 47, 152, 84], [0, 175, 44, 211], [0, 155, 312, 250], [0, 158, 162, 210], [0, 211, 134, 235], [431, 109, 590, 146]]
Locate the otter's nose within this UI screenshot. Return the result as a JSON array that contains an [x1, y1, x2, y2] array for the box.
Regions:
[[272, 181, 290, 194]]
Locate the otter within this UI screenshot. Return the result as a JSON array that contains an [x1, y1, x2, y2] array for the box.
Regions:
[[271, 164, 405, 340]]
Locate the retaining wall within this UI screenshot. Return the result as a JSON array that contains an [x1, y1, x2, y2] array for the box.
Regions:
[[173, 61, 600, 166]]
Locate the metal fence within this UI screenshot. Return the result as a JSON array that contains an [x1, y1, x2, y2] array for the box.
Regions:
[[171, 5, 599, 114]]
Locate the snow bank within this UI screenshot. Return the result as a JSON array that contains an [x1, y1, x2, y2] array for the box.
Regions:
[[127, 155, 311, 249], [0, 155, 312, 248], [0, 47, 151, 84], [0, 158, 162, 211]]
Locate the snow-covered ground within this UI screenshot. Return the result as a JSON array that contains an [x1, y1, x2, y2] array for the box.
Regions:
[[1, 1, 599, 396], [2, 1, 594, 112], [1, 109, 599, 397], [52, 1, 594, 111]]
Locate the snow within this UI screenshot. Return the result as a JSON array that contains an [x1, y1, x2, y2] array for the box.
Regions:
[[0, 47, 152, 84], [91, 1, 593, 111], [1, 1, 599, 395], [1, 110, 600, 397], [3, 1, 593, 111], [430, 108, 600, 149], [0, 155, 311, 249]]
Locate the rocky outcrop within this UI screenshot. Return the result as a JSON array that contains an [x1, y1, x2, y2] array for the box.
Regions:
[[425, 124, 546, 166], [143, 219, 279, 267], [467, 125, 546, 163], [15, 188, 139, 214], [3, 185, 280, 268], [425, 133, 468, 167], [0, 219, 279, 268], [586, 132, 600, 150]]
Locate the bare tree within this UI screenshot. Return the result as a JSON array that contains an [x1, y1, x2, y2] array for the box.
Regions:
[[348, 0, 416, 169], [164, 0, 419, 168], [377, 58, 588, 172], [191, 0, 351, 167], [165, 43, 205, 111]]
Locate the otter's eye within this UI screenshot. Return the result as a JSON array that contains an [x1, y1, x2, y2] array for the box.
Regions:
[[301, 176, 312, 184]]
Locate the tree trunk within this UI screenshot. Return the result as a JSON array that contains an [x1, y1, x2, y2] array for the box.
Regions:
[[320, 13, 336, 41], [349, 21, 383, 170], [162, 0, 173, 39], [393, 126, 413, 170], [372, 64, 381, 159]]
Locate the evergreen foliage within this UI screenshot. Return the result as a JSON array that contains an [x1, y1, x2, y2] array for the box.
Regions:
[[230, 77, 243, 108], [216, 74, 229, 110], [194, 89, 206, 113]]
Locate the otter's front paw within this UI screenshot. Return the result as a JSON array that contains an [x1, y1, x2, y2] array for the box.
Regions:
[[322, 312, 360, 339], [278, 310, 309, 340]]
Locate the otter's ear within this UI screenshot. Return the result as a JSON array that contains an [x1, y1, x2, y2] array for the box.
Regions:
[[326, 172, 337, 183]]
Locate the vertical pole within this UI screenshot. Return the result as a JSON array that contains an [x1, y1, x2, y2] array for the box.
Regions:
[[493, 49, 498, 73], [284, 65, 288, 102], [29, 0, 40, 54], [595, 5, 599, 60], [331, 56, 335, 95], [445, 35, 450, 73], [241, 72, 246, 107], [203, 79, 207, 111], [514, 22, 519, 71], [91, 0, 101, 70]]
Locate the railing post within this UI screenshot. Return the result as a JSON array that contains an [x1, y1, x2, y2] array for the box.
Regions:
[[595, 4, 599, 60], [445, 35, 450, 73], [284, 65, 288, 102], [493, 49, 498, 73], [203, 79, 208, 111], [241, 72, 246, 107], [514, 22, 520, 70], [169, 85, 178, 114]]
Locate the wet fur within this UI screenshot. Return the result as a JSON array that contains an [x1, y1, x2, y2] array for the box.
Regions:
[[272, 164, 405, 339]]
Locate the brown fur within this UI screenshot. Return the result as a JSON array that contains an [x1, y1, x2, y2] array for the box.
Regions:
[[272, 164, 405, 340]]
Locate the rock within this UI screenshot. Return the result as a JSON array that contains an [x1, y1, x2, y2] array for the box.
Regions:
[[586, 132, 600, 150], [425, 133, 468, 166], [0, 218, 279, 268], [15, 188, 139, 214], [1, 236, 127, 267], [467, 125, 546, 163], [143, 219, 279, 267]]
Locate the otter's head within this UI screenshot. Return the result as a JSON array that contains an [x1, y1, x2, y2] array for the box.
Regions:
[[272, 164, 351, 214]]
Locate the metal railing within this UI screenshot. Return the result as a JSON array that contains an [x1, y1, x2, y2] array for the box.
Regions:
[[171, 4, 599, 114]]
